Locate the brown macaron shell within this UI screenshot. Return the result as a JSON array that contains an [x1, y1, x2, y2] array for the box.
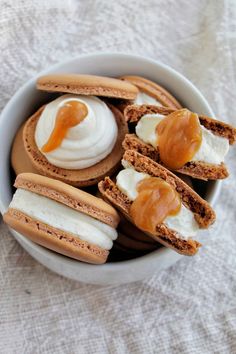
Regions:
[[119, 75, 182, 110], [98, 151, 216, 256], [11, 123, 38, 175], [3, 173, 120, 264], [23, 104, 128, 187], [37, 74, 138, 100]]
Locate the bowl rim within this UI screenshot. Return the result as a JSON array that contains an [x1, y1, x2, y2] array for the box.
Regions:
[[0, 51, 221, 283]]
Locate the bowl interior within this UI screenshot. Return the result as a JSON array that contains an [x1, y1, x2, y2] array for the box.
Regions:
[[0, 53, 220, 284]]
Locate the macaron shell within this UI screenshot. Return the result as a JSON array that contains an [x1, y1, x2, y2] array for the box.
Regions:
[[23, 103, 128, 187], [14, 172, 120, 227], [11, 124, 38, 175], [4, 208, 108, 264], [37, 74, 138, 100], [120, 75, 182, 109]]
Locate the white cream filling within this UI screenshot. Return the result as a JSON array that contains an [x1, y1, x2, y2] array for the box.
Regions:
[[136, 113, 165, 147], [116, 166, 199, 239], [35, 94, 118, 170], [135, 114, 229, 165], [134, 92, 162, 106], [116, 168, 150, 200], [10, 189, 117, 250]]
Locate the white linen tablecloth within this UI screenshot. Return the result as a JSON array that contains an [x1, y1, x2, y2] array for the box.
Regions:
[[1, 1, 236, 353]]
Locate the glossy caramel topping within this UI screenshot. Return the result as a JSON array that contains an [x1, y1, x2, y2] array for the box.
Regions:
[[156, 109, 202, 170], [42, 100, 88, 153], [130, 177, 181, 234]]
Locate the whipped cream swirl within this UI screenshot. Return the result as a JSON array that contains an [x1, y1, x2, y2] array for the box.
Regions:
[[35, 94, 118, 169]]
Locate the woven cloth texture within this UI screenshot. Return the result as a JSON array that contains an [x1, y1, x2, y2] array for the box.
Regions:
[[1, 1, 236, 353]]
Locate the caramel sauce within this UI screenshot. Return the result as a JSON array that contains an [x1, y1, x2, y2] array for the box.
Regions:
[[130, 177, 181, 234], [42, 100, 88, 153], [156, 109, 202, 170]]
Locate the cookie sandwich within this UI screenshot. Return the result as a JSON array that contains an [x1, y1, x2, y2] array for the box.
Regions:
[[118, 75, 182, 113], [123, 105, 236, 180], [3, 173, 120, 264], [23, 74, 138, 186], [98, 150, 216, 256]]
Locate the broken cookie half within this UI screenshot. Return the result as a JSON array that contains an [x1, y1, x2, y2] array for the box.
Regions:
[[123, 105, 236, 180], [98, 150, 216, 256]]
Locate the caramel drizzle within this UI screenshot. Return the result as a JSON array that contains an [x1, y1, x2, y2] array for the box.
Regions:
[[156, 109, 202, 170], [42, 100, 88, 153], [130, 177, 181, 234]]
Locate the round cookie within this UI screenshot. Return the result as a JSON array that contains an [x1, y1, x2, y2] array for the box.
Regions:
[[37, 74, 138, 100], [3, 173, 120, 264], [23, 103, 128, 187], [11, 123, 38, 175], [119, 75, 182, 110]]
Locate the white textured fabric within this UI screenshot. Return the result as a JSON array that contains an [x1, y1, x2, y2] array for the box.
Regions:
[[1, 1, 236, 353]]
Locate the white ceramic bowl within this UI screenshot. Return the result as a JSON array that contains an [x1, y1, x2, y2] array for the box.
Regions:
[[0, 53, 220, 285]]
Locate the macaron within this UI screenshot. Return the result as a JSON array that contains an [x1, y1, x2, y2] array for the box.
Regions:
[[22, 73, 135, 187], [117, 75, 182, 113], [3, 173, 120, 264], [117, 215, 159, 251]]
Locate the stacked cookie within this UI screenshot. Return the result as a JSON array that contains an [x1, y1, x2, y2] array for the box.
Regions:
[[4, 74, 236, 264]]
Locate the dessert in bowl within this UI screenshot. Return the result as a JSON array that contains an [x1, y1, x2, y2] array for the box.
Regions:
[[1, 53, 235, 285]]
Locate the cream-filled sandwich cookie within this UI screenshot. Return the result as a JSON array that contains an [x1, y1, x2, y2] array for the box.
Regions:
[[98, 150, 216, 256], [23, 92, 128, 187], [117, 76, 182, 114], [3, 173, 120, 264], [123, 105, 236, 180]]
